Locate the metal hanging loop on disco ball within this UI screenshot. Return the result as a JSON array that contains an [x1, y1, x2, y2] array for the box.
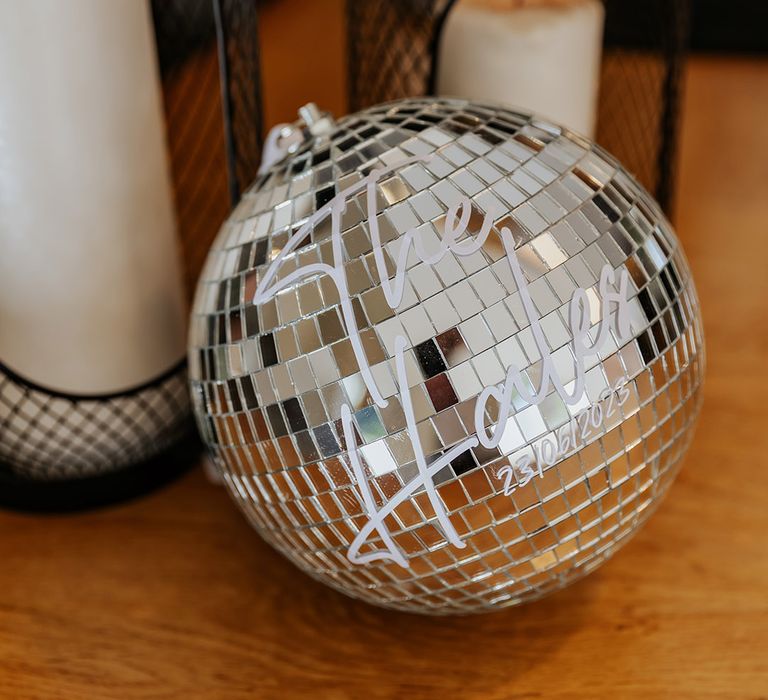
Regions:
[[258, 103, 336, 176]]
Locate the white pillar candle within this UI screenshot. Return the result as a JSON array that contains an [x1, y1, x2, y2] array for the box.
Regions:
[[436, 0, 604, 137], [0, 0, 186, 394]]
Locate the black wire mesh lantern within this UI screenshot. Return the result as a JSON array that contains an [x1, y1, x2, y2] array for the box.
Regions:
[[153, 0, 264, 294], [0, 0, 263, 511], [0, 0, 687, 509], [347, 0, 690, 214]]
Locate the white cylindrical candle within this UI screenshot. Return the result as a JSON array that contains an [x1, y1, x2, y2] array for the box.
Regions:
[[0, 0, 186, 395], [436, 0, 605, 137]]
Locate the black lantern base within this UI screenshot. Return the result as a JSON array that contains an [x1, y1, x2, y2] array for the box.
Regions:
[[0, 433, 202, 513], [0, 358, 198, 512]]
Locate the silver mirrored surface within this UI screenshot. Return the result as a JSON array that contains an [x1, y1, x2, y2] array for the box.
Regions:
[[190, 98, 704, 615]]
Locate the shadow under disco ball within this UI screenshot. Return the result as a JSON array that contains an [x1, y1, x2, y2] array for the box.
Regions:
[[189, 98, 705, 614]]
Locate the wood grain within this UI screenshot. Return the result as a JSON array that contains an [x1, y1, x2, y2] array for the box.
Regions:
[[0, 56, 767, 699]]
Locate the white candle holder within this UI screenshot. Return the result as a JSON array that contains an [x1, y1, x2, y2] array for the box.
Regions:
[[346, 0, 691, 213], [0, 0, 264, 510]]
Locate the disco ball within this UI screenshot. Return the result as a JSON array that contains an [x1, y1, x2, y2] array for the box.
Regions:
[[189, 98, 704, 614]]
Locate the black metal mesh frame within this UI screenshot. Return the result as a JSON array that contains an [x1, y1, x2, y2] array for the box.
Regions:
[[214, 0, 264, 205], [599, 0, 690, 214], [0, 361, 193, 479], [348, 0, 455, 109], [152, 0, 264, 297], [346, 0, 691, 214], [0, 0, 264, 506]]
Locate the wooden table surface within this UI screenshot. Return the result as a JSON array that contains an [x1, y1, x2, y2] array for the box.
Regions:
[[1, 56, 767, 699]]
